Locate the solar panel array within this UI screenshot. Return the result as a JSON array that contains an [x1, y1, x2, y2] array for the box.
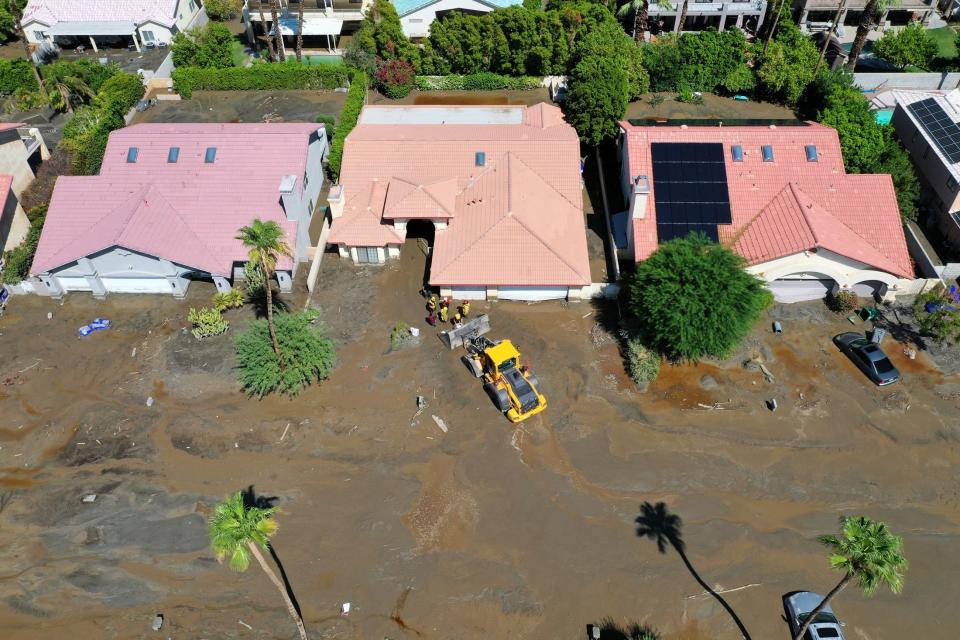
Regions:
[[908, 97, 960, 164], [651, 142, 731, 243]]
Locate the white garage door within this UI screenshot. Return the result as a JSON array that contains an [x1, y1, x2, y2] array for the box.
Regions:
[[451, 287, 487, 301], [768, 279, 834, 303], [56, 277, 91, 292], [498, 286, 568, 301], [101, 278, 172, 294]]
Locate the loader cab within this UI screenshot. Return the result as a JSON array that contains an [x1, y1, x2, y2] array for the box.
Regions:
[[485, 340, 522, 374]]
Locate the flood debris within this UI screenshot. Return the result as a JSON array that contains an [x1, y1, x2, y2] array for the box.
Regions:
[[81, 494, 97, 503], [766, 398, 778, 412], [151, 613, 163, 631], [432, 415, 448, 433], [340, 602, 351, 616], [146, 396, 154, 407]]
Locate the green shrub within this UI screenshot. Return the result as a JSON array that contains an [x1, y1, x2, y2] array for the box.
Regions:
[[172, 62, 350, 98], [42, 58, 118, 95], [913, 286, 960, 343], [375, 59, 415, 99], [315, 113, 336, 140], [649, 94, 665, 106], [172, 22, 237, 70], [625, 337, 661, 385], [390, 321, 410, 349], [326, 71, 367, 182], [414, 74, 541, 91], [11, 88, 48, 111], [213, 289, 245, 312], [0, 59, 38, 94], [188, 307, 229, 339], [201, 0, 243, 21], [1, 214, 44, 284], [827, 288, 858, 314], [235, 309, 336, 397], [94, 72, 145, 114], [243, 261, 265, 299]]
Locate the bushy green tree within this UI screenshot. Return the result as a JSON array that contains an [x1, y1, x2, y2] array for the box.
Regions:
[[203, 0, 243, 20], [0, 0, 26, 42], [642, 29, 754, 95], [874, 21, 937, 70], [643, 34, 683, 92], [490, 6, 569, 75], [625, 234, 772, 361], [351, 0, 421, 68], [41, 58, 118, 95], [755, 21, 818, 105], [566, 54, 629, 145], [571, 20, 648, 99], [172, 22, 236, 69], [235, 310, 336, 397], [0, 211, 44, 284]]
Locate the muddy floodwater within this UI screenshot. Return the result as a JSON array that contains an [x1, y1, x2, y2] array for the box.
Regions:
[[1, 246, 958, 639]]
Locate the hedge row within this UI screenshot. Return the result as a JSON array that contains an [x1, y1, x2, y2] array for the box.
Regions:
[[62, 73, 145, 175], [415, 73, 542, 91], [327, 71, 367, 183], [173, 62, 350, 98], [0, 59, 38, 94], [1, 210, 44, 285]]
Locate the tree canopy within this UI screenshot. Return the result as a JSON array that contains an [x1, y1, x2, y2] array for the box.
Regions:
[[202, 0, 243, 21], [755, 20, 819, 106], [643, 28, 754, 95], [572, 19, 649, 99], [874, 21, 937, 70], [625, 234, 772, 361], [565, 53, 629, 145], [172, 22, 236, 69]]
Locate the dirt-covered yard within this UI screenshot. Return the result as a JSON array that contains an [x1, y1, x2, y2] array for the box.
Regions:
[[1, 245, 958, 640]]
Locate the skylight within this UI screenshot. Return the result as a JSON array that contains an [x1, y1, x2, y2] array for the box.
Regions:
[[167, 147, 180, 163], [204, 147, 217, 163], [805, 145, 818, 162], [731, 145, 744, 162], [126, 147, 139, 163], [762, 145, 774, 162]]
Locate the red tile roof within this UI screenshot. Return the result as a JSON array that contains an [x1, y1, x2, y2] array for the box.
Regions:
[[32, 123, 322, 276], [329, 103, 590, 287], [621, 121, 913, 278]]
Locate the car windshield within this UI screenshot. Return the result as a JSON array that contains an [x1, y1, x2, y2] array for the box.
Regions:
[[802, 612, 839, 624], [816, 627, 841, 638], [874, 357, 895, 374], [498, 357, 518, 372]]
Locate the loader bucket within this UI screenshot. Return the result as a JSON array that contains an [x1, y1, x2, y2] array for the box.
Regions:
[[441, 313, 491, 349]]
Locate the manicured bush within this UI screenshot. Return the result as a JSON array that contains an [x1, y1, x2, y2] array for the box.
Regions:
[[172, 62, 350, 98], [414, 74, 541, 91], [375, 59, 415, 99], [203, 0, 243, 20], [624, 233, 772, 361], [1, 213, 44, 284], [326, 71, 367, 182], [188, 307, 229, 339], [625, 337, 660, 385], [213, 289, 245, 312], [235, 309, 336, 397], [0, 59, 39, 94], [827, 288, 858, 314]]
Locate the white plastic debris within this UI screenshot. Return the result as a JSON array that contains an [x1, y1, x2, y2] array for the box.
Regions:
[[146, 396, 154, 407], [340, 602, 351, 616], [432, 415, 448, 433], [409, 326, 420, 337], [151, 614, 164, 631], [47, 312, 53, 320], [81, 494, 97, 503]]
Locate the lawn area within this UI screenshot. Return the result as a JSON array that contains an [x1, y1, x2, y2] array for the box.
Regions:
[[929, 26, 957, 59]]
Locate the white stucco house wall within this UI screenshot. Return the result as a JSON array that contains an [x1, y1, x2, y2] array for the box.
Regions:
[[22, 0, 204, 51], [394, 0, 522, 38], [0, 123, 48, 252]]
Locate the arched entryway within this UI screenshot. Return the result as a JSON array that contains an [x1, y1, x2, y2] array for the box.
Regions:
[[852, 280, 888, 299], [767, 272, 838, 303]]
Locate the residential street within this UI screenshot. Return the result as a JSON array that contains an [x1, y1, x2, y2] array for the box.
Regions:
[[0, 246, 957, 639]]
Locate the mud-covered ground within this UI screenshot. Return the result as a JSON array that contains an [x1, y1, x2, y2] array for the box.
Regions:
[[1, 246, 958, 639]]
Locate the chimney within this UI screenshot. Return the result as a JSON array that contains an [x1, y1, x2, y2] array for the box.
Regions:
[[630, 175, 650, 220], [279, 175, 298, 221], [329, 184, 345, 219]]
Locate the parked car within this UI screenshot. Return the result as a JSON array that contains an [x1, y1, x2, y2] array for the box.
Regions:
[[783, 592, 846, 640], [833, 332, 900, 386]]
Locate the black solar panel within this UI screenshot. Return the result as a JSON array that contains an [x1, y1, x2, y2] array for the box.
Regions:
[[908, 97, 960, 164], [651, 142, 731, 244]]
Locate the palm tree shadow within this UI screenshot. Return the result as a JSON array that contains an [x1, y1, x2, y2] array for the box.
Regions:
[[242, 485, 303, 619], [635, 502, 752, 640], [249, 288, 290, 320]]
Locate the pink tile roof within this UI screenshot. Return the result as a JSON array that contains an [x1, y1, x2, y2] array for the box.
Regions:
[[0, 123, 24, 134], [329, 103, 590, 287], [0, 175, 12, 204], [621, 122, 913, 278], [32, 123, 323, 276], [24, 0, 178, 28]]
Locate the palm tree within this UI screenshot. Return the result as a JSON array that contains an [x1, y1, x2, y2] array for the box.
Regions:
[[295, 0, 304, 62], [47, 75, 93, 114], [676, 0, 688, 33], [794, 516, 906, 640], [210, 492, 308, 640], [617, 0, 650, 43], [635, 502, 752, 640], [815, 0, 847, 75], [270, 0, 286, 61], [845, 0, 899, 70], [255, 0, 278, 61], [237, 219, 292, 367], [8, 0, 44, 92], [762, 0, 787, 54]]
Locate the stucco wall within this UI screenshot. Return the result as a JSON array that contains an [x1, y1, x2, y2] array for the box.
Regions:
[[51, 246, 192, 280], [0, 133, 37, 198], [748, 248, 915, 298], [854, 72, 960, 92], [0, 188, 29, 252]]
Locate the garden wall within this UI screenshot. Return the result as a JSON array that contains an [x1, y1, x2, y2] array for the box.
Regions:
[[854, 72, 960, 92]]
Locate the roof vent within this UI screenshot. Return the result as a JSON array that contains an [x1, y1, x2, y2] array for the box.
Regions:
[[762, 145, 774, 162], [633, 175, 650, 194], [204, 147, 217, 163], [475, 151, 485, 167], [805, 145, 818, 162], [279, 175, 297, 194], [167, 147, 180, 163], [126, 147, 139, 163]]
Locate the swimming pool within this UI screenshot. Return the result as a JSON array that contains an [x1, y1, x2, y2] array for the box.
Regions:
[[304, 55, 344, 65], [875, 109, 893, 125]]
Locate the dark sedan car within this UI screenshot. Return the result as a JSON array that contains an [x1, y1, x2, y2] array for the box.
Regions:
[[833, 332, 900, 386]]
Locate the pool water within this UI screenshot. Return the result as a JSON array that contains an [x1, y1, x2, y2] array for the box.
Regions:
[[875, 109, 893, 125], [304, 55, 344, 65]]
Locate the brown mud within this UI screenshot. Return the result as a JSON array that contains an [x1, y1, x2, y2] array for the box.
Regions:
[[0, 245, 958, 639]]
